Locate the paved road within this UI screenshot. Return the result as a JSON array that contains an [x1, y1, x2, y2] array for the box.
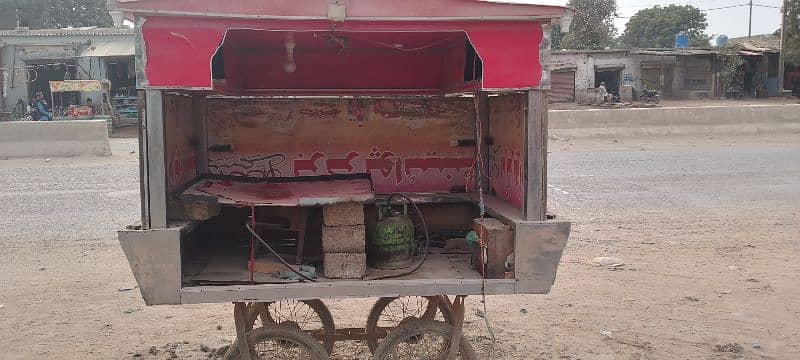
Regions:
[[0, 134, 798, 359], [0, 140, 140, 248]]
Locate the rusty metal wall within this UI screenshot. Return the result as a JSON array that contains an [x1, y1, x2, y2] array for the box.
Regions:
[[204, 98, 477, 194], [164, 93, 197, 192], [549, 71, 575, 103], [488, 94, 526, 209]]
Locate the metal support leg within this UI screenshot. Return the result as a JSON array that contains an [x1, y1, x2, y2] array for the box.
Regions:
[[296, 208, 309, 265], [447, 295, 467, 360]]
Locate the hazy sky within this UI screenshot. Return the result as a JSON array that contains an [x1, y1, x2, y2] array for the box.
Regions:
[[503, 0, 784, 39]]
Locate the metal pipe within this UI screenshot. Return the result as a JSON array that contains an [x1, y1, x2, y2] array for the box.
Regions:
[[778, 0, 787, 93]]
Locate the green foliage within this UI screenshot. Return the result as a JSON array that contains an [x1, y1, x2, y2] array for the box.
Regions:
[[621, 5, 708, 48], [561, 0, 618, 50], [719, 46, 745, 95], [0, 0, 111, 30], [785, 0, 800, 64], [551, 24, 562, 50]]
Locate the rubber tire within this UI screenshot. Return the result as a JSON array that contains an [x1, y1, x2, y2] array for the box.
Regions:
[[372, 320, 479, 360], [223, 325, 330, 360], [247, 300, 336, 355], [366, 297, 455, 354]]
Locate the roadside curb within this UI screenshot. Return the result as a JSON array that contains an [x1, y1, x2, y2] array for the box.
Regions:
[[549, 104, 800, 138]]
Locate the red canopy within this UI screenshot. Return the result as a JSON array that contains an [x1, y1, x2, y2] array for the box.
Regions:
[[120, 0, 572, 94]]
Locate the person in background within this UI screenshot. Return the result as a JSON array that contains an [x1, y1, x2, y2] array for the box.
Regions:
[[13, 99, 29, 120], [31, 92, 54, 121], [598, 82, 611, 102], [86, 98, 95, 115]]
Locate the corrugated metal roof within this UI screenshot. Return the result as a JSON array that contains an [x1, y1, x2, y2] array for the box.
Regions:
[[631, 48, 718, 56], [0, 27, 134, 37], [79, 41, 134, 57], [728, 35, 781, 51]]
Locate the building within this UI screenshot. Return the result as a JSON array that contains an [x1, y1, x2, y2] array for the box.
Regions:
[[0, 27, 134, 112], [548, 44, 787, 103], [631, 48, 720, 100], [728, 35, 783, 97], [547, 49, 638, 103]]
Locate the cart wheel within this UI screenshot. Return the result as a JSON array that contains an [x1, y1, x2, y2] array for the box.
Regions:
[[366, 296, 454, 354], [246, 300, 336, 355], [223, 325, 330, 360], [372, 319, 478, 360]]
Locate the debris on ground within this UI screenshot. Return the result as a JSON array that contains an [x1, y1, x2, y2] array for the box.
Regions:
[[216, 325, 223, 330], [118, 286, 137, 292], [590, 257, 625, 268], [127, 342, 224, 360], [713, 343, 744, 353], [752, 343, 761, 349], [600, 330, 613, 338], [475, 309, 485, 318], [727, 265, 741, 271]]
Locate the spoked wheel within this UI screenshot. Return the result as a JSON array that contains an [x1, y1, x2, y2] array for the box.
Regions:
[[223, 325, 329, 360], [366, 296, 454, 354], [372, 319, 478, 360], [246, 300, 336, 355]]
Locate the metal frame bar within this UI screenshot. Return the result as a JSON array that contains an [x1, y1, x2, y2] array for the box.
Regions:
[[116, 8, 561, 22], [179, 279, 518, 304], [145, 89, 167, 228], [524, 90, 547, 221]]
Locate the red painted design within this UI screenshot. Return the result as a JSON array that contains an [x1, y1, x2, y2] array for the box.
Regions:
[[326, 152, 360, 174], [293, 152, 325, 176]]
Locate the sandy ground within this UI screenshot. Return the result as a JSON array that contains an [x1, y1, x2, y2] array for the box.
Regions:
[[0, 133, 798, 360]]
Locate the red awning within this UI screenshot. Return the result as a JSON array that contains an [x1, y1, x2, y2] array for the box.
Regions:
[[141, 17, 544, 94]]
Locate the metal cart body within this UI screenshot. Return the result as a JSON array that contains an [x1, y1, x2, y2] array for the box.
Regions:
[[113, 1, 574, 357], [115, 0, 573, 306]]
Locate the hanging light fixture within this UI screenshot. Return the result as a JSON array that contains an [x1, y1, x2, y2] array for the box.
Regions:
[[284, 33, 297, 73]]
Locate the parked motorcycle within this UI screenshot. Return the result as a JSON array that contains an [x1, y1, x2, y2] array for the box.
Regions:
[[639, 86, 660, 103]]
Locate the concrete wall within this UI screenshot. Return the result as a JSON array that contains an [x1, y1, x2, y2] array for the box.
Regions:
[[0, 120, 111, 157], [549, 104, 800, 138]]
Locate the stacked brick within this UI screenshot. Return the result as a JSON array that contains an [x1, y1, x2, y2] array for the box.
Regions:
[[322, 202, 367, 279]]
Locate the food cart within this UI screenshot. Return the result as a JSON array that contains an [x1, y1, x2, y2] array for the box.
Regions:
[[114, 0, 574, 358], [48, 80, 112, 118]]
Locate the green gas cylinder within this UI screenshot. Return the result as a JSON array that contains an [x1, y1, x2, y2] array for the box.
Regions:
[[367, 204, 416, 270]]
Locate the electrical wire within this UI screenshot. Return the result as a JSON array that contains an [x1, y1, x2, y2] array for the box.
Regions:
[[366, 193, 432, 281], [472, 92, 497, 350], [244, 221, 318, 283]]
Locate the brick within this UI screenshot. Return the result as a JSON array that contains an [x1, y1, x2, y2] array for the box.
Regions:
[[323, 202, 365, 226], [322, 225, 366, 253], [323, 253, 366, 279]]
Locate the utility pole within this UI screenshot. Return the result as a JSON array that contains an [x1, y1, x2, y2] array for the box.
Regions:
[[778, 0, 787, 93], [748, 0, 754, 39]]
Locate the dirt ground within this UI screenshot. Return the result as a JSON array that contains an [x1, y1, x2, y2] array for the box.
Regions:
[[0, 133, 798, 359]]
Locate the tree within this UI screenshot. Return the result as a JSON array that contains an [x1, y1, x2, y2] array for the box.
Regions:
[[0, 0, 111, 30], [560, 0, 618, 50], [785, 0, 800, 64], [621, 5, 709, 48]]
